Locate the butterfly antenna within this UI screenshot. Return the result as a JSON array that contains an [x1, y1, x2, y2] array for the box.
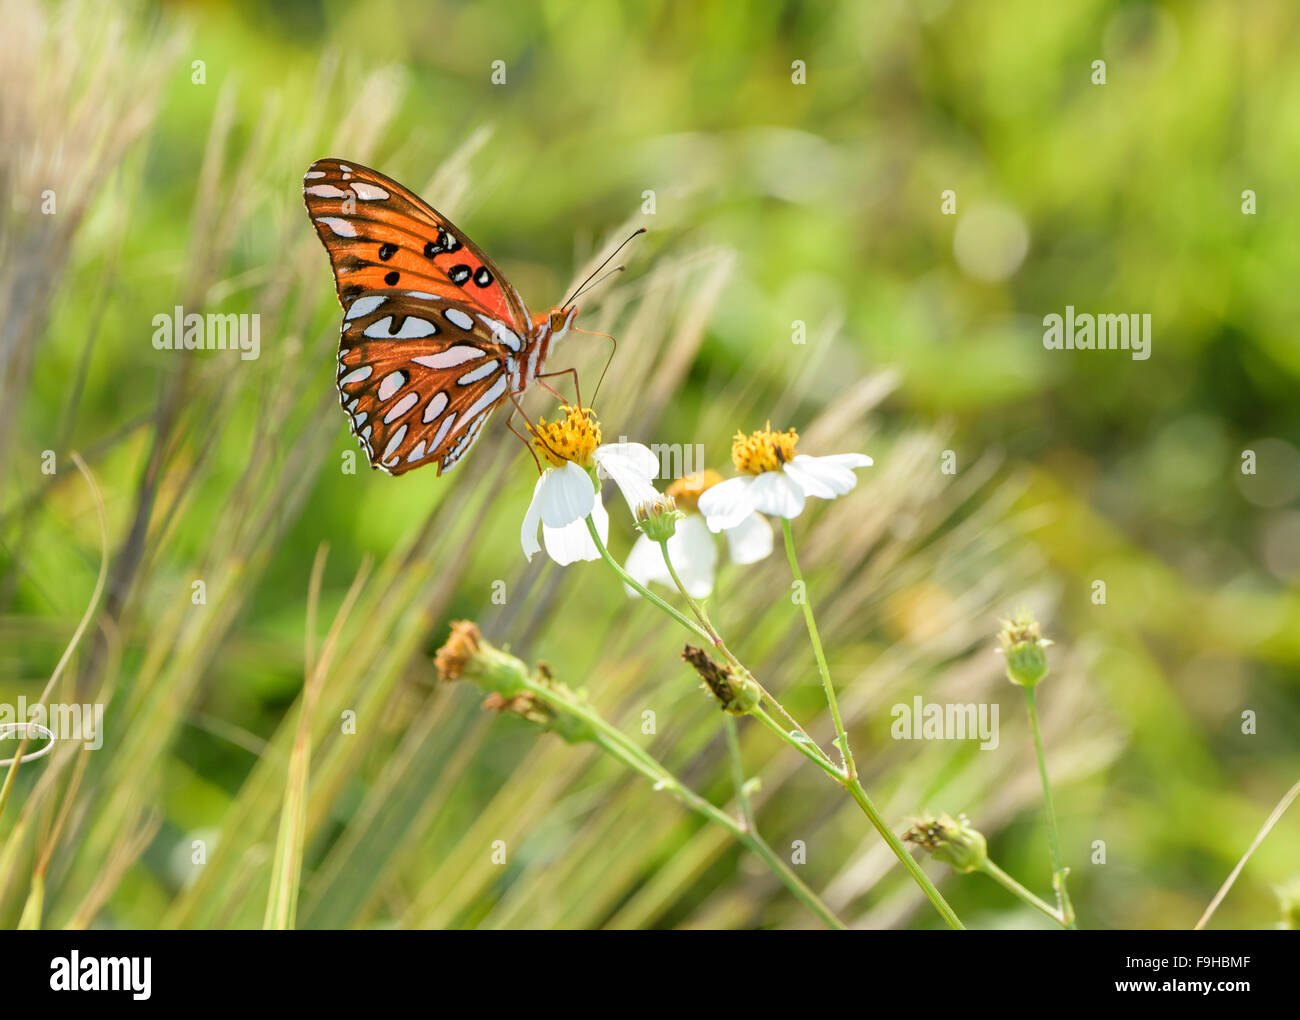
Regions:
[[572, 325, 619, 409], [569, 264, 625, 304], [563, 227, 646, 309]]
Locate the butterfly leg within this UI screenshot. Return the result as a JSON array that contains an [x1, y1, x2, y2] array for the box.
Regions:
[[534, 366, 583, 410], [506, 390, 574, 471], [570, 326, 618, 409], [503, 399, 543, 473]]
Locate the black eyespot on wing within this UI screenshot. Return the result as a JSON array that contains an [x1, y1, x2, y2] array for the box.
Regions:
[[378, 243, 398, 261], [473, 267, 493, 288], [384, 271, 400, 285], [423, 241, 438, 259], [449, 264, 471, 285]]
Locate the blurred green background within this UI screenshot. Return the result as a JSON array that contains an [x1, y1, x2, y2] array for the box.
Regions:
[[1, 0, 1297, 929]]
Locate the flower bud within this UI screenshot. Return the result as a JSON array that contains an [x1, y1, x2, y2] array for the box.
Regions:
[[434, 620, 529, 697], [997, 608, 1053, 688], [682, 645, 758, 716], [903, 812, 989, 874], [635, 493, 681, 542], [436, 624, 597, 743]]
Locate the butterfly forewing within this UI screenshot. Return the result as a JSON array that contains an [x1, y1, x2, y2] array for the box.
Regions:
[[304, 158, 531, 332], [305, 157, 552, 476], [336, 291, 523, 476]]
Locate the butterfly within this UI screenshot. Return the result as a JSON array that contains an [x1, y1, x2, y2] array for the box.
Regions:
[[304, 158, 623, 476]]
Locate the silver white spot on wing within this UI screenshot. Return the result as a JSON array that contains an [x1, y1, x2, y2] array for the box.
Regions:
[[363, 316, 395, 338], [443, 412, 490, 472], [382, 424, 407, 460], [304, 170, 327, 179], [457, 361, 498, 385], [340, 365, 373, 386], [430, 413, 456, 450], [383, 391, 419, 424], [444, 308, 474, 330], [411, 346, 484, 369], [407, 440, 427, 463], [377, 371, 407, 401], [461, 375, 507, 424], [478, 316, 523, 352], [350, 182, 389, 201], [316, 217, 357, 238], [391, 317, 437, 339], [345, 295, 386, 320], [422, 391, 449, 424], [305, 184, 351, 199]]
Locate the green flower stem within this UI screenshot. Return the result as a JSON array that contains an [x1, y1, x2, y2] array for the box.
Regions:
[[842, 779, 965, 930], [723, 716, 757, 832], [751, 703, 848, 783], [645, 523, 964, 929], [584, 516, 711, 643], [654, 538, 835, 767], [978, 858, 1066, 926], [780, 519, 856, 781], [1023, 686, 1077, 929], [518, 674, 845, 930]]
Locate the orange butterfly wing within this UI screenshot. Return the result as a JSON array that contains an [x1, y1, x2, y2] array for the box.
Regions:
[[304, 158, 531, 331], [305, 158, 542, 475], [335, 291, 525, 475]]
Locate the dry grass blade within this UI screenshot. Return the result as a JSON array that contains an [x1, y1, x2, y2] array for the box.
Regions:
[[0, 453, 107, 839], [1196, 776, 1300, 930], [265, 550, 373, 929]]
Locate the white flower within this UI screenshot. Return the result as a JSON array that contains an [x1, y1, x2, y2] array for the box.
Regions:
[[698, 427, 872, 533], [520, 461, 609, 565], [625, 514, 717, 597], [624, 510, 773, 598], [593, 442, 661, 513], [519, 441, 659, 566], [619, 467, 776, 599]]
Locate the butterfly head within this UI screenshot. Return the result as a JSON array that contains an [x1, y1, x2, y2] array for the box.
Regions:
[[547, 305, 579, 341]]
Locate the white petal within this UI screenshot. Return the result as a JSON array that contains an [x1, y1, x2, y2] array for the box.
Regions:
[[537, 461, 595, 528], [542, 496, 608, 565], [520, 473, 547, 562], [594, 443, 661, 514], [623, 532, 670, 596], [786, 453, 872, 499], [594, 442, 659, 479], [748, 469, 806, 519], [669, 515, 718, 597], [724, 512, 774, 565], [697, 476, 758, 533]]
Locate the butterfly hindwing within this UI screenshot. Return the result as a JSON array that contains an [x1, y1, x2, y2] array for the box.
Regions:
[[304, 158, 530, 331], [336, 291, 521, 476]]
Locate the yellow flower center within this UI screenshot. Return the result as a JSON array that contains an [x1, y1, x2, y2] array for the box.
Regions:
[[730, 424, 799, 475], [666, 469, 724, 512], [529, 404, 601, 468]]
